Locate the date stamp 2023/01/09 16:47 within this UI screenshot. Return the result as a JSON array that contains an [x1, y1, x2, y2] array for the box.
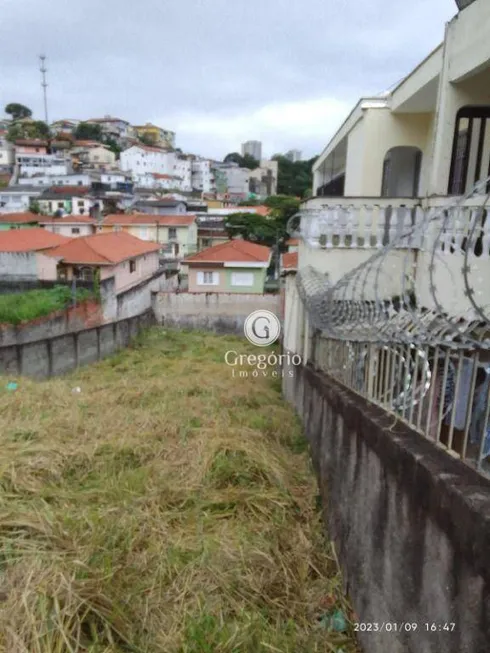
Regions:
[[354, 622, 456, 634]]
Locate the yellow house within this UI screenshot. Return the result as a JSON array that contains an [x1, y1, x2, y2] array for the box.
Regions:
[[100, 213, 197, 261], [133, 123, 175, 148]]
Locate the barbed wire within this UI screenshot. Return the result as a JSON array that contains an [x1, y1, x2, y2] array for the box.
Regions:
[[289, 179, 490, 348]]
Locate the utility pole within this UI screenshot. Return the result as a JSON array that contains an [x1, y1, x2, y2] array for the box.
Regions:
[[39, 55, 49, 125]]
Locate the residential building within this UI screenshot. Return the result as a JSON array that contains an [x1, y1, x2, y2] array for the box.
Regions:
[[131, 198, 188, 215], [100, 214, 197, 260], [45, 232, 160, 291], [121, 145, 174, 175], [212, 162, 250, 198], [15, 140, 48, 155], [40, 215, 97, 238], [38, 186, 93, 216], [174, 157, 192, 190], [0, 212, 40, 231], [183, 238, 271, 294], [18, 173, 93, 188], [0, 227, 70, 281], [286, 0, 490, 353], [15, 140, 71, 177], [133, 172, 184, 191], [0, 139, 14, 169], [285, 238, 299, 253], [241, 140, 262, 161], [285, 149, 302, 163], [191, 159, 214, 193], [196, 217, 229, 250], [133, 123, 176, 148], [248, 159, 278, 197], [0, 185, 43, 213], [50, 120, 80, 135], [71, 144, 116, 170], [86, 116, 135, 142]]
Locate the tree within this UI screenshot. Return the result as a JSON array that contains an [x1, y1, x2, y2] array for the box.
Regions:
[[272, 154, 318, 197], [225, 212, 279, 246], [264, 195, 301, 238], [7, 120, 49, 142], [103, 136, 122, 159], [223, 152, 260, 170], [5, 103, 32, 121], [29, 200, 41, 214], [74, 122, 103, 142], [139, 133, 157, 147]]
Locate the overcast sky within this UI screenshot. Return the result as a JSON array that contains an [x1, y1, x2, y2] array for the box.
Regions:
[[1, 0, 456, 161]]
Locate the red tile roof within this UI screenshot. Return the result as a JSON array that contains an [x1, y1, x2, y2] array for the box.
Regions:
[[281, 252, 298, 270], [39, 215, 96, 225], [14, 139, 48, 147], [45, 231, 160, 265], [184, 239, 271, 264], [238, 205, 270, 216], [73, 140, 105, 148], [103, 214, 196, 226], [0, 227, 71, 252], [286, 238, 299, 246], [0, 212, 42, 224]]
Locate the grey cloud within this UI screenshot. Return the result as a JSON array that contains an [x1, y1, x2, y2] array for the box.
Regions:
[[0, 0, 455, 157]]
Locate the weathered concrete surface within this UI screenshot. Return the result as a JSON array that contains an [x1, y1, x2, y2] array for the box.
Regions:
[[0, 310, 155, 379], [152, 291, 281, 334], [283, 359, 490, 653]]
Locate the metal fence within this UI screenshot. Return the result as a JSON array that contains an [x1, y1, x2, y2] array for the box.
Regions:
[[290, 181, 490, 478], [310, 335, 490, 475]]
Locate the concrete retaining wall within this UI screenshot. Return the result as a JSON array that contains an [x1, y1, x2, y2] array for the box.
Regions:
[[0, 299, 103, 347], [283, 359, 490, 653], [152, 291, 281, 334], [0, 310, 155, 379]]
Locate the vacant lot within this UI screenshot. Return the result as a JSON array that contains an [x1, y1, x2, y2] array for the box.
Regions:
[[0, 328, 358, 652], [0, 285, 94, 325]]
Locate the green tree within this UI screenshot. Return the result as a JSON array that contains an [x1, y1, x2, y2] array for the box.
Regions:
[[225, 212, 279, 246], [272, 155, 318, 197], [74, 122, 103, 142], [7, 120, 49, 142], [29, 200, 41, 214], [103, 136, 122, 159], [5, 103, 32, 121], [139, 133, 157, 147], [223, 152, 260, 170]]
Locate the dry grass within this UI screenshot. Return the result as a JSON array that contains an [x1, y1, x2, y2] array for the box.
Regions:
[[0, 328, 359, 653]]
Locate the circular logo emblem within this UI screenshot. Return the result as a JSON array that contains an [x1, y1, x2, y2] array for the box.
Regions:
[[244, 310, 281, 347]]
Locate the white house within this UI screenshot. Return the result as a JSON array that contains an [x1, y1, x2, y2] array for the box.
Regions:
[[17, 153, 71, 178], [285, 0, 490, 353], [120, 145, 174, 175], [191, 159, 214, 193], [40, 215, 97, 237], [18, 173, 93, 188], [39, 187, 93, 217], [0, 139, 14, 169], [0, 185, 43, 213]]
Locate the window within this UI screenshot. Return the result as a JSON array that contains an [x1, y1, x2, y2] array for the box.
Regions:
[[168, 227, 177, 239], [231, 272, 254, 287], [129, 259, 137, 273], [78, 181, 83, 186], [71, 228, 80, 234], [197, 271, 219, 285], [78, 201, 84, 207], [58, 202, 64, 208], [139, 227, 149, 240], [448, 107, 490, 195]]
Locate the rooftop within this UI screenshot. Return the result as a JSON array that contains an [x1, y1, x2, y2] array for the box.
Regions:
[[184, 238, 271, 264], [281, 252, 298, 271], [39, 215, 96, 225], [0, 227, 70, 252], [102, 214, 196, 227], [0, 212, 42, 224], [45, 231, 160, 265]]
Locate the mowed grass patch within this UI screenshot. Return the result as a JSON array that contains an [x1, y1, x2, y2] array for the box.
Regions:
[[0, 327, 359, 653]]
